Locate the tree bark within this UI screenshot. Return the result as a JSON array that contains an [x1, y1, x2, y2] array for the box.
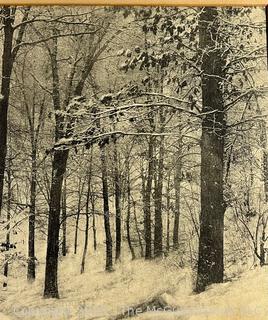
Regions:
[[196, 7, 226, 293]]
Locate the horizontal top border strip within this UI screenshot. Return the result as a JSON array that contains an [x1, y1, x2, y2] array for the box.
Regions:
[[0, 0, 266, 7]]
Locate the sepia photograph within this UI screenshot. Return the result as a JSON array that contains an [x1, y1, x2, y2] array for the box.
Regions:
[[0, 2, 268, 319]]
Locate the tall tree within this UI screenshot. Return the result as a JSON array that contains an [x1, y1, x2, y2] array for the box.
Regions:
[[0, 7, 14, 215], [43, 10, 112, 297], [196, 7, 226, 293], [25, 97, 46, 281], [0, 7, 29, 214], [43, 29, 68, 298]]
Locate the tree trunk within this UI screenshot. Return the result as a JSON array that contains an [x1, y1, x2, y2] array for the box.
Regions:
[[259, 106, 268, 266], [25, 95, 45, 282], [0, 8, 14, 215], [133, 201, 144, 258], [144, 137, 154, 259], [3, 160, 11, 287], [44, 31, 69, 298], [100, 145, 113, 271], [91, 190, 97, 251], [74, 180, 83, 255], [90, 148, 97, 252], [260, 214, 268, 266], [81, 176, 91, 274], [196, 7, 226, 293], [166, 172, 171, 253], [154, 137, 164, 257], [173, 147, 182, 250], [126, 169, 135, 260], [61, 176, 67, 257], [44, 150, 69, 298], [74, 206, 80, 255], [113, 140, 121, 262], [27, 146, 37, 281], [260, 225, 266, 266]]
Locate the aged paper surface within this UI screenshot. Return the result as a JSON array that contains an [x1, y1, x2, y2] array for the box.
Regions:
[[0, 2, 267, 320]]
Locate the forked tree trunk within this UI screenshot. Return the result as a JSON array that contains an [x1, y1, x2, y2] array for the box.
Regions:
[[44, 31, 69, 298], [44, 25, 101, 298], [196, 7, 226, 293]]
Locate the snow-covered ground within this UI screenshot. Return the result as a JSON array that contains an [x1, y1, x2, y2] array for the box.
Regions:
[[0, 245, 267, 320], [0, 218, 267, 320], [0, 247, 191, 319], [136, 267, 268, 320]]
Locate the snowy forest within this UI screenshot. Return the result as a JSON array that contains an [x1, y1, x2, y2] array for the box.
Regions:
[[0, 5, 268, 320]]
